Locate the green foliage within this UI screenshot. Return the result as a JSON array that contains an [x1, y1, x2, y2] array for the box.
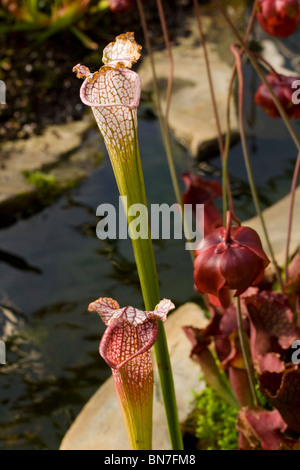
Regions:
[[26, 170, 60, 204], [0, 0, 101, 49], [194, 386, 239, 450]]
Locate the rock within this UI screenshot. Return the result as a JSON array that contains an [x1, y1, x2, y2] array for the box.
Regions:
[[260, 39, 299, 77], [138, 9, 240, 158], [59, 302, 208, 450], [0, 117, 103, 227], [245, 186, 300, 267]]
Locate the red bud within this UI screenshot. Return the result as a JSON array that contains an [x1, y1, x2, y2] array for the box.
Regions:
[[254, 72, 300, 119], [194, 212, 270, 307], [256, 0, 300, 37]]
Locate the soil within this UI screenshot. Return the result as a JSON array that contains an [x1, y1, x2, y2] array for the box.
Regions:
[[0, 0, 195, 145]]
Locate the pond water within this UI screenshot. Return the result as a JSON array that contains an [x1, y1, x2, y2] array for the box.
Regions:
[[1, 63, 300, 449], [0, 114, 198, 450]]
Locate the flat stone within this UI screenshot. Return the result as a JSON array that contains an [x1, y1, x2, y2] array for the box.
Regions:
[[245, 186, 300, 267], [59, 302, 208, 450], [0, 118, 94, 202], [138, 10, 240, 157], [0, 116, 103, 226]]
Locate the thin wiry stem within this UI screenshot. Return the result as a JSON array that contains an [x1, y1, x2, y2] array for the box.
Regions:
[[193, 0, 224, 156], [213, 0, 300, 155], [284, 152, 300, 282], [221, 0, 259, 226], [137, 0, 180, 203], [193, 0, 239, 226], [244, 0, 259, 39], [231, 43, 284, 293], [156, 0, 174, 123], [137, 0, 195, 263]]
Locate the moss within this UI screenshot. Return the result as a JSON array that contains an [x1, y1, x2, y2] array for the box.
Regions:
[[189, 385, 239, 450], [25, 171, 61, 205]]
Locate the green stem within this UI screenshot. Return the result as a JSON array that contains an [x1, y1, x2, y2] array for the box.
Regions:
[[111, 111, 183, 450], [236, 297, 258, 407]]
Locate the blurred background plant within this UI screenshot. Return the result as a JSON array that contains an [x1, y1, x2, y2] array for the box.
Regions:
[[0, 0, 113, 48]]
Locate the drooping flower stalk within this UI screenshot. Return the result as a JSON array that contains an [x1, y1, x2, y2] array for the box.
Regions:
[[230, 43, 284, 293], [88, 297, 175, 449], [193, 0, 224, 158], [136, 0, 175, 183], [221, 0, 259, 225], [136, 0, 195, 263], [155, 0, 174, 125], [73, 33, 183, 449], [193, 0, 239, 227], [213, 0, 300, 155]]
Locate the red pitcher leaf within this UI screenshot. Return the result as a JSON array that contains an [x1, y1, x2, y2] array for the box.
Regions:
[[183, 325, 212, 356], [259, 367, 300, 434], [221, 331, 246, 370], [90, 297, 175, 369], [284, 251, 300, 308], [228, 366, 254, 408], [183, 308, 225, 359], [219, 332, 253, 406], [244, 291, 298, 359], [100, 317, 159, 369], [255, 73, 300, 119], [153, 298, 176, 322], [237, 406, 287, 450], [181, 172, 222, 202], [112, 349, 154, 450], [88, 297, 174, 327], [287, 250, 300, 280], [256, 0, 300, 37], [181, 172, 223, 237], [89, 296, 174, 449], [88, 297, 120, 325], [219, 305, 239, 337], [256, 353, 285, 374], [284, 274, 300, 298], [183, 325, 239, 408]]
